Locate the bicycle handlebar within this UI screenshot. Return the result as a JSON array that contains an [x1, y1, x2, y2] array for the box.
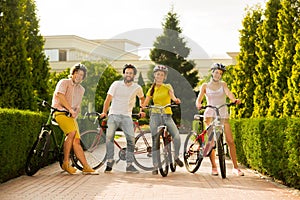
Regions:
[[83, 112, 142, 125], [200, 101, 237, 110], [144, 103, 178, 110], [38, 98, 71, 117]]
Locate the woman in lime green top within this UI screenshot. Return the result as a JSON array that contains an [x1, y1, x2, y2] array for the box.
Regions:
[[142, 65, 184, 175]]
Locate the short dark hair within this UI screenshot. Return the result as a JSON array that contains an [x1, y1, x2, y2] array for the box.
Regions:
[[122, 64, 137, 75], [70, 63, 87, 79]]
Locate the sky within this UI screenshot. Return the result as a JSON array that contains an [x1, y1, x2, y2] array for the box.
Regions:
[[35, 0, 267, 59]]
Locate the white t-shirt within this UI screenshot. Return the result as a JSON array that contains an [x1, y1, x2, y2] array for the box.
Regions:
[[108, 80, 144, 116]]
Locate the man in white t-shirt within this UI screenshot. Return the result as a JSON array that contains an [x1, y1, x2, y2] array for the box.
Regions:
[[100, 64, 145, 173]]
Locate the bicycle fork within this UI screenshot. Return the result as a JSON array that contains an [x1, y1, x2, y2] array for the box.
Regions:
[[214, 125, 227, 155], [36, 126, 51, 157]]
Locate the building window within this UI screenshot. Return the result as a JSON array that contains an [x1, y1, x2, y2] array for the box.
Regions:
[[59, 50, 67, 61], [44, 49, 59, 61]]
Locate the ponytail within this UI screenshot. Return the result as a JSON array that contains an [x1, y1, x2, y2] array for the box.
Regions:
[[150, 83, 156, 97]]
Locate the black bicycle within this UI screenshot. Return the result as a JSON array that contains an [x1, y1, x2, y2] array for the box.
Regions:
[[25, 100, 99, 176], [183, 102, 236, 178]]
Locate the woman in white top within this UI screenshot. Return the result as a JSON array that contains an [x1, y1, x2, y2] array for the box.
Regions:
[[196, 63, 244, 176]]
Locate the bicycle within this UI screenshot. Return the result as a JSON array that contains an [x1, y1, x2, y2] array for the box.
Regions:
[[71, 112, 155, 171], [183, 102, 236, 179], [145, 104, 178, 177], [25, 100, 72, 176]]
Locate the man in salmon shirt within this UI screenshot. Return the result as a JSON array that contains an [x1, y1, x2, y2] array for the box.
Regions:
[[52, 63, 98, 175]]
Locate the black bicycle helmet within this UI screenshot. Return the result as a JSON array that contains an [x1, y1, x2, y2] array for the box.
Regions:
[[123, 64, 137, 75], [211, 63, 226, 72], [70, 63, 87, 79]]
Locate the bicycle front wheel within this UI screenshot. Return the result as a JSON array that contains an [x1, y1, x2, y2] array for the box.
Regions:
[[168, 137, 176, 172], [157, 132, 169, 177], [183, 131, 203, 173], [71, 130, 106, 170], [25, 129, 51, 176], [133, 131, 155, 171], [217, 132, 226, 178]]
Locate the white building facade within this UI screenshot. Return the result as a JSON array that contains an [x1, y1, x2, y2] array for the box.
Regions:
[[44, 35, 238, 81]]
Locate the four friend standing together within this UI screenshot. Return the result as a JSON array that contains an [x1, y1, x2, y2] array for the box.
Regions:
[[53, 62, 244, 177]]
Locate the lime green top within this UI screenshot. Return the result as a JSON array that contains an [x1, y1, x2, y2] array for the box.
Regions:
[[146, 83, 173, 114]]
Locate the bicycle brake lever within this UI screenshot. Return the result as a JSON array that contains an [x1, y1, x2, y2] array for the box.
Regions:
[[42, 100, 47, 107], [66, 112, 72, 117]]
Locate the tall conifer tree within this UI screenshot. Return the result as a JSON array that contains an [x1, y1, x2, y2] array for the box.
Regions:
[[252, 0, 281, 117], [24, 0, 50, 105], [231, 5, 263, 118], [0, 0, 33, 109], [149, 10, 199, 124], [278, 0, 299, 117]]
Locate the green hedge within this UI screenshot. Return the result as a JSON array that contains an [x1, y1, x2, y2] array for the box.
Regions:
[[231, 118, 300, 189], [1, 108, 299, 189], [0, 109, 46, 183]]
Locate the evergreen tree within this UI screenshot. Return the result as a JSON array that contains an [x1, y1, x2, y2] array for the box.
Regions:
[[266, 0, 297, 117], [292, 29, 300, 117], [137, 72, 145, 87], [0, 0, 34, 109], [81, 61, 108, 114], [231, 5, 263, 118], [276, 0, 298, 117], [23, 0, 50, 105], [94, 65, 122, 113], [252, 0, 281, 118], [149, 10, 199, 124]]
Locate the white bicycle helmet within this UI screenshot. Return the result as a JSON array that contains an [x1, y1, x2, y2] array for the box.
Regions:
[[153, 65, 168, 73], [211, 63, 226, 72]]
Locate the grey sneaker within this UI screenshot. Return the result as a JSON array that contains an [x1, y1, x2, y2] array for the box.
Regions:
[[152, 169, 158, 175], [175, 158, 184, 167], [104, 160, 115, 173], [126, 165, 139, 174]]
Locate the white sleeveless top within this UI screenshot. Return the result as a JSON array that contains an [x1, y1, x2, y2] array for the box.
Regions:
[[204, 86, 229, 119]]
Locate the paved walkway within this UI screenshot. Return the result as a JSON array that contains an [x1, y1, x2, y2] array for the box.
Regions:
[[1, 135, 299, 200]]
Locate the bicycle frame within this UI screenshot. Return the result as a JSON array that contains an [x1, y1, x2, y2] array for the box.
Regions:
[[146, 104, 178, 177], [25, 100, 70, 176], [183, 102, 236, 178], [196, 114, 224, 157], [72, 112, 154, 171]]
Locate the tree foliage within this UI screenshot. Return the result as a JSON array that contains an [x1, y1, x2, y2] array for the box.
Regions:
[[0, 0, 33, 110], [252, 0, 281, 118], [149, 10, 199, 124], [232, 0, 300, 118], [231, 5, 263, 118], [94, 64, 122, 113], [23, 0, 50, 105], [0, 0, 49, 110]]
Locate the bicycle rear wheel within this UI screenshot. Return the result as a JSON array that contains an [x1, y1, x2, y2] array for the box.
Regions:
[[71, 130, 106, 170], [157, 132, 169, 177], [183, 131, 203, 173], [133, 131, 155, 171], [217, 132, 226, 178], [25, 129, 51, 176]]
